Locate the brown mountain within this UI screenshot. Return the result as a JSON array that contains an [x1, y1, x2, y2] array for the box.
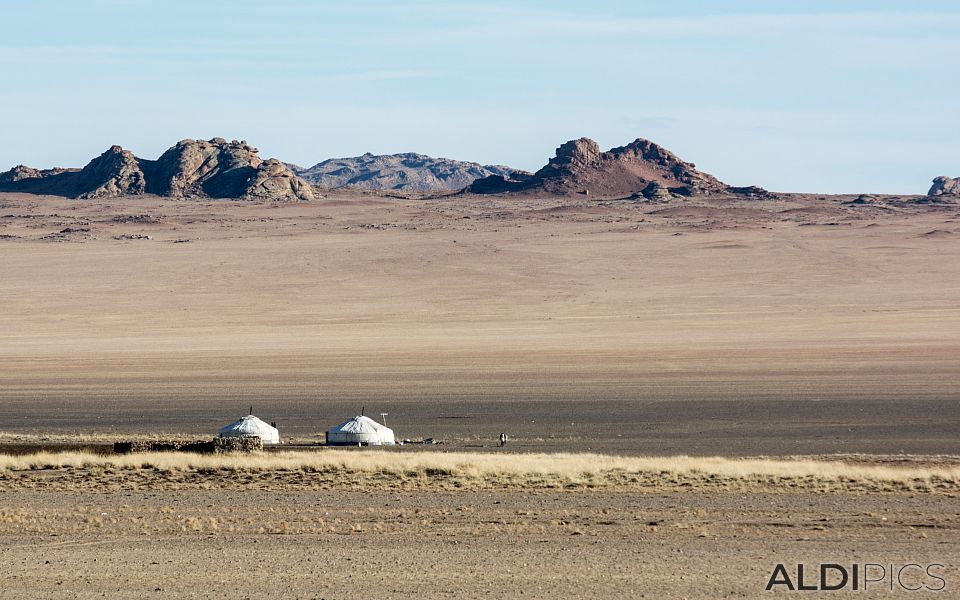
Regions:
[[0, 138, 313, 201], [470, 137, 762, 198]]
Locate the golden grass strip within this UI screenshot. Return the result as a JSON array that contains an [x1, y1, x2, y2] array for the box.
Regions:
[[1, 451, 958, 484]]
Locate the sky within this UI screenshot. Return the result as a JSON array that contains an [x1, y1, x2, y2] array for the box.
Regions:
[[2, 0, 959, 194]]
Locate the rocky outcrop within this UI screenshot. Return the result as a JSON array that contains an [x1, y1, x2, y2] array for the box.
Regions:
[[468, 172, 534, 194], [638, 182, 674, 201], [0, 165, 43, 184], [147, 138, 237, 197], [145, 138, 313, 201], [294, 152, 524, 192], [929, 176, 960, 197], [75, 145, 147, 199], [0, 165, 80, 196], [244, 158, 314, 201], [0, 138, 313, 201], [469, 136, 735, 197], [144, 138, 313, 201], [534, 138, 604, 183]]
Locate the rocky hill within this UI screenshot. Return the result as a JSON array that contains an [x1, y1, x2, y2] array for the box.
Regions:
[[0, 138, 313, 201], [293, 152, 524, 193], [929, 176, 960, 197], [470, 137, 761, 198]]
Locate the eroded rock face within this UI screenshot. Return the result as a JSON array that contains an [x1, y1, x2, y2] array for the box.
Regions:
[[75, 145, 147, 199], [0, 165, 43, 184], [147, 138, 312, 201], [929, 176, 960, 197], [294, 152, 523, 192], [148, 138, 236, 197], [244, 158, 314, 201], [0, 138, 313, 201], [639, 181, 674, 201], [470, 136, 732, 197], [535, 138, 603, 179]]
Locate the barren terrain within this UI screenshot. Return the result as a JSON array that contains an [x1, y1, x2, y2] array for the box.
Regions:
[[6, 484, 953, 599], [1, 191, 958, 455], [0, 451, 957, 598], [2, 191, 960, 597]]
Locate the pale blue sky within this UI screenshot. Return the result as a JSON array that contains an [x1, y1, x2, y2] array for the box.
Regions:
[[2, 1, 959, 193]]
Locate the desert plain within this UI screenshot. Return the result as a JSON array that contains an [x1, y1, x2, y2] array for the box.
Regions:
[[1, 190, 959, 597]]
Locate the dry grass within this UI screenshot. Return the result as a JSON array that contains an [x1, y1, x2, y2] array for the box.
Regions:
[[1, 450, 958, 485]]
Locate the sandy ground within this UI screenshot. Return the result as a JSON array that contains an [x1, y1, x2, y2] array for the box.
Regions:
[[1, 192, 959, 455]]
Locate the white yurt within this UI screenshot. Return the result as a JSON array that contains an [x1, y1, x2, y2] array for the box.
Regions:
[[326, 415, 395, 446], [218, 414, 280, 445]]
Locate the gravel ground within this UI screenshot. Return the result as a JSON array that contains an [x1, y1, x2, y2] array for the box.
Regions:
[[1, 485, 956, 599]]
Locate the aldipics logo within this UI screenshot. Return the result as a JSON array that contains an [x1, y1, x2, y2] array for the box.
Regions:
[[766, 563, 947, 592]]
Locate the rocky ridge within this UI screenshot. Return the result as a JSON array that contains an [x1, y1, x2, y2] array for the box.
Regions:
[[293, 152, 524, 193], [0, 138, 313, 201], [75, 145, 147, 199], [470, 137, 759, 198], [0, 165, 45, 183]]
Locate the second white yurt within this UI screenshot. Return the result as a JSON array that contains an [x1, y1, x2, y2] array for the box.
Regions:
[[326, 415, 395, 446], [218, 414, 280, 445]]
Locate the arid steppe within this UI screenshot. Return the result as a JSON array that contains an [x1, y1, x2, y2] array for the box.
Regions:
[[1, 191, 958, 455], [2, 191, 960, 597], [0, 450, 957, 598]]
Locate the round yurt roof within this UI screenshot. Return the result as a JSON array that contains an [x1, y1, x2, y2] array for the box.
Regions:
[[219, 414, 280, 444], [328, 415, 390, 435], [327, 415, 395, 445]]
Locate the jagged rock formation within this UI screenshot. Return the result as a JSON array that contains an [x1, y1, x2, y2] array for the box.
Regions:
[[0, 165, 43, 183], [75, 145, 147, 199], [637, 182, 673, 201], [0, 138, 313, 201], [144, 138, 313, 201], [0, 165, 80, 196], [243, 159, 314, 201], [469, 137, 739, 198], [929, 176, 960, 197], [293, 152, 524, 192]]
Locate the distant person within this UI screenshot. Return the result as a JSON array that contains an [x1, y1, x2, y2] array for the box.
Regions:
[[499, 433, 508, 447]]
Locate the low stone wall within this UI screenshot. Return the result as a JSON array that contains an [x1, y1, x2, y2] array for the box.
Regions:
[[113, 437, 263, 455], [212, 437, 264, 453]]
